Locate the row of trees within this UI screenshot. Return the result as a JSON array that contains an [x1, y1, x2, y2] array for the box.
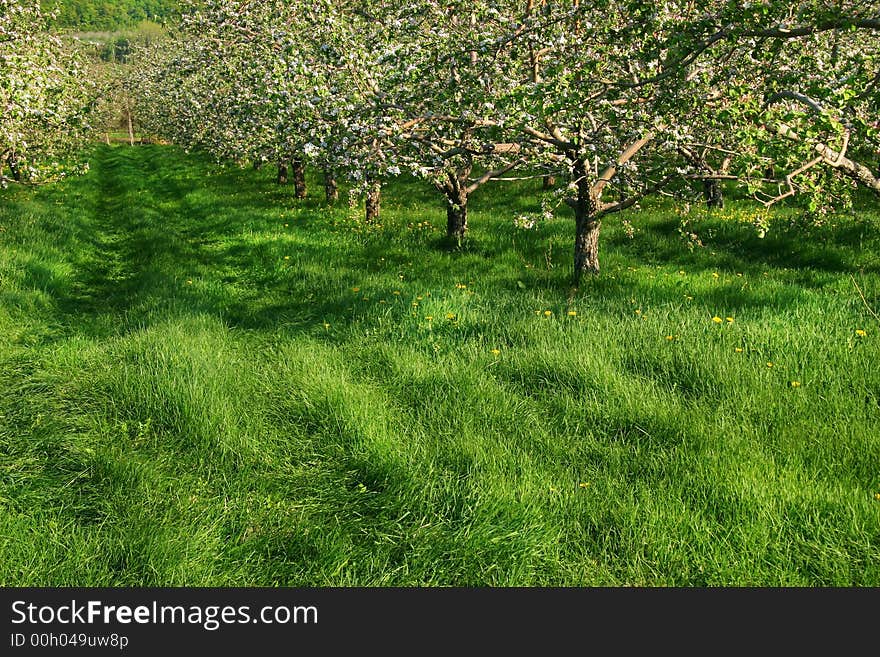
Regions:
[[9, 1, 878, 283], [1, 0, 100, 185], [43, 0, 178, 31]]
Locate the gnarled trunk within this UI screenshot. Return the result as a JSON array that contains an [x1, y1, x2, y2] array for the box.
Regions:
[[365, 180, 381, 223], [446, 194, 468, 243], [440, 166, 471, 245], [574, 216, 601, 281], [323, 168, 339, 203], [277, 162, 288, 185], [292, 159, 307, 199], [572, 159, 601, 285], [703, 178, 723, 208]]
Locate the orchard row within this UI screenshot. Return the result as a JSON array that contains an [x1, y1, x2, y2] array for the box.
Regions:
[[5, 1, 879, 281]]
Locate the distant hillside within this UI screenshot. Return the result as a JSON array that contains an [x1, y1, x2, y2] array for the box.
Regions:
[[45, 0, 180, 30]]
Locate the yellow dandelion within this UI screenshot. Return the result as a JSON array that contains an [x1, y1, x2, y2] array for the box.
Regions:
[[685, 295, 693, 301], [425, 315, 433, 321], [323, 322, 330, 329], [393, 290, 400, 295], [790, 381, 801, 388], [417, 295, 423, 301], [186, 279, 193, 285], [635, 309, 642, 315], [544, 310, 552, 317], [579, 482, 591, 489], [352, 287, 360, 292], [856, 329, 867, 337], [490, 348, 500, 356], [735, 347, 743, 353], [712, 316, 723, 323], [767, 362, 774, 368], [284, 223, 289, 227], [679, 270, 686, 275], [283, 255, 290, 260], [875, 493, 880, 501], [666, 335, 674, 341], [567, 311, 577, 317], [712, 272, 719, 278], [412, 301, 419, 307], [446, 312, 456, 320], [726, 317, 734, 323]]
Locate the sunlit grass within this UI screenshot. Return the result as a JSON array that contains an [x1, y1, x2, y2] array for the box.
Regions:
[[1, 144, 878, 585]]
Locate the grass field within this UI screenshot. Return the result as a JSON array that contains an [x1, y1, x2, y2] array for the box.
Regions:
[[1, 145, 879, 586]]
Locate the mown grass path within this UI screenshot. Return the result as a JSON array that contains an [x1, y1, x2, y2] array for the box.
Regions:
[[1, 145, 879, 585]]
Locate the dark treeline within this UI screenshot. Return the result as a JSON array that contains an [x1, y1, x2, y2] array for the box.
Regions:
[[45, 0, 180, 31]]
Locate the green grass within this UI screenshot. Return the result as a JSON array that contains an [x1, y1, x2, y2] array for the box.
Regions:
[[1, 145, 879, 586]]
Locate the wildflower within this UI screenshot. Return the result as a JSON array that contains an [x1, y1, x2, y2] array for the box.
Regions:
[[635, 309, 642, 315], [767, 362, 773, 368], [417, 296, 423, 301], [352, 287, 360, 292], [712, 316, 723, 323], [712, 272, 719, 278], [685, 295, 693, 301], [284, 256, 290, 260], [666, 335, 674, 341], [735, 347, 743, 353], [790, 381, 801, 387], [186, 279, 193, 285], [875, 493, 880, 501], [490, 349, 500, 356], [535, 310, 542, 315], [393, 290, 400, 295], [567, 311, 577, 317], [549, 486, 559, 493], [425, 316, 433, 321], [579, 482, 591, 488], [726, 317, 734, 323], [856, 329, 867, 337], [323, 323, 330, 329], [544, 310, 552, 317], [446, 313, 456, 320], [679, 270, 686, 275]]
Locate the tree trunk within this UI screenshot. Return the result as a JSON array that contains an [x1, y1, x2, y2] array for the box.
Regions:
[[323, 168, 338, 203], [277, 162, 288, 185], [365, 180, 381, 223], [446, 193, 468, 244], [572, 159, 601, 285], [292, 159, 307, 199], [543, 175, 556, 189], [126, 104, 135, 146], [703, 178, 723, 208], [8, 153, 21, 182]]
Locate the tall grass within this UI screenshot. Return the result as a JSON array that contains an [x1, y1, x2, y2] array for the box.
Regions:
[[1, 145, 878, 585]]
